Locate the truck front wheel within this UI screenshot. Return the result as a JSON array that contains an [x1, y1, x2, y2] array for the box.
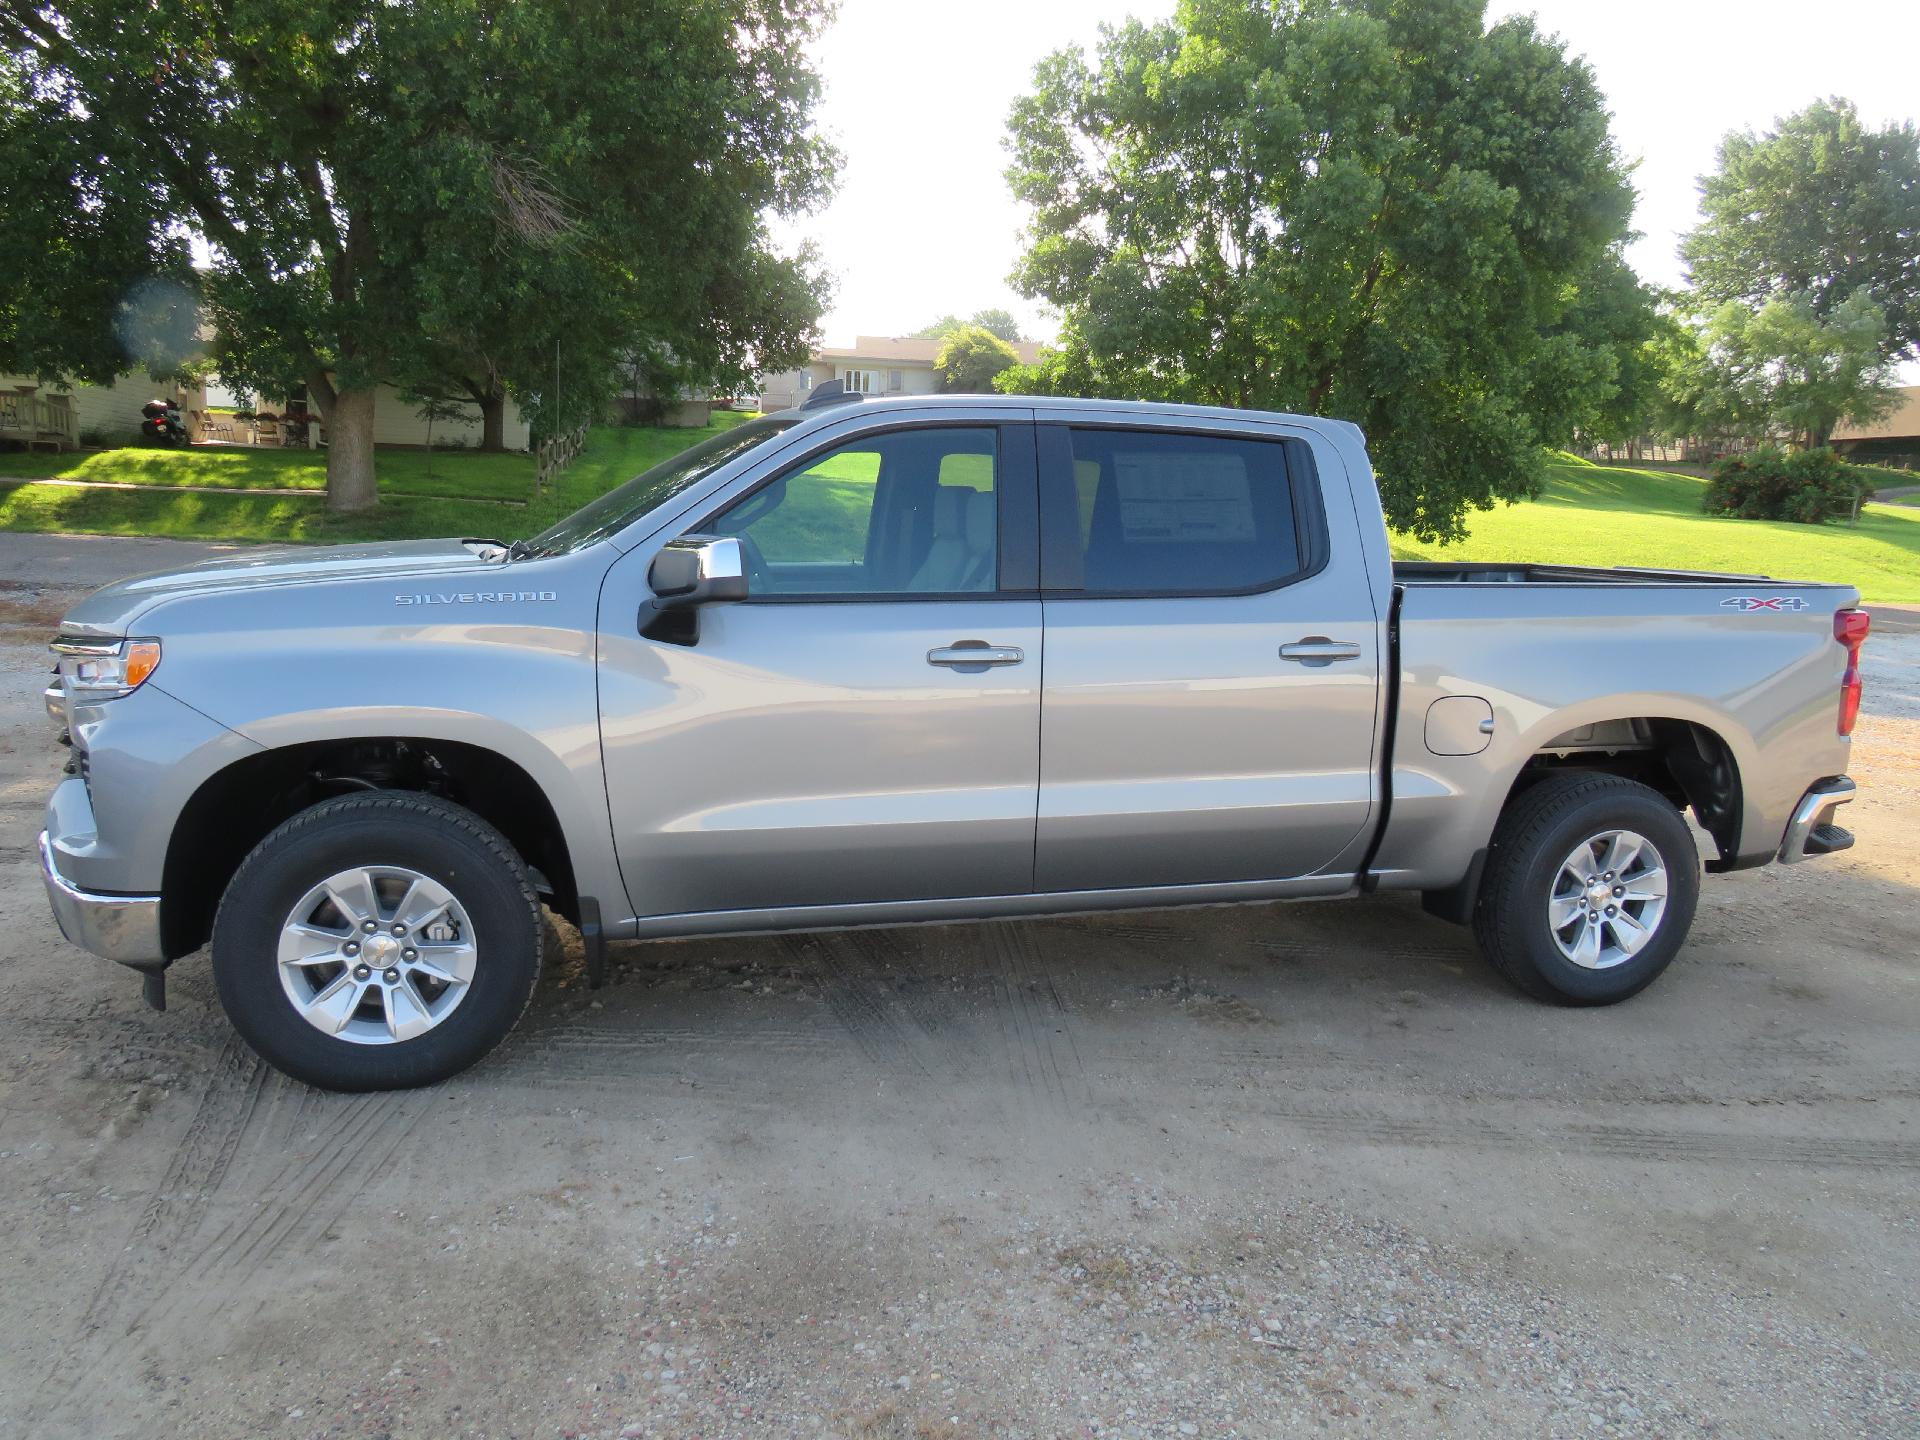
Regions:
[[210, 791, 542, 1090], [1472, 772, 1700, 1005]]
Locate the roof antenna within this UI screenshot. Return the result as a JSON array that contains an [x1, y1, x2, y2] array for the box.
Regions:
[[800, 378, 863, 411]]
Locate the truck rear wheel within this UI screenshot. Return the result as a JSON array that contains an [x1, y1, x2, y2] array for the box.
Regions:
[[1472, 772, 1699, 1005], [211, 791, 541, 1090]]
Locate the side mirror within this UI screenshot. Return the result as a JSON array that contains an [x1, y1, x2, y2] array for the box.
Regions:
[[648, 535, 749, 608]]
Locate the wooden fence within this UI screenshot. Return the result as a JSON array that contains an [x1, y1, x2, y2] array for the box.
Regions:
[[535, 422, 589, 493]]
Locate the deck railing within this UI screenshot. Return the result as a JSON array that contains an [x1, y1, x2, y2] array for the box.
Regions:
[[0, 391, 78, 451]]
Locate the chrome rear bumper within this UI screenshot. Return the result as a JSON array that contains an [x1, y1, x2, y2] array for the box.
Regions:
[[1777, 777, 1856, 864], [39, 829, 165, 965]]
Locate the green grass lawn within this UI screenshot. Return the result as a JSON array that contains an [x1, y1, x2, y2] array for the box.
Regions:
[[0, 414, 752, 544], [6, 426, 1917, 604], [0, 440, 542, 500], [1391, 458, 1920, 605]]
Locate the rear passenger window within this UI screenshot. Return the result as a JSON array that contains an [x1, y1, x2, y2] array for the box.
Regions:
[[1041, 428, 1316, 595]]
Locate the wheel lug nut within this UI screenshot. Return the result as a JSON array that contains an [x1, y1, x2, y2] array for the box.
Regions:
[[383, 967, 400, 984], [362, 920, 378, 934], [353, 964, 371, 980], [1613, 886, 1624, 898], [1605, 905, 1616, 917], [402, 948, 417, 961], [343, 941, 360, 956], [391, 923, 407, 937]]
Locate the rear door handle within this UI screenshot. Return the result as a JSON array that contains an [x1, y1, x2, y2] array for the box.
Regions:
[[928, 641, 1024, 669], [1279, 637, 1362, 666]]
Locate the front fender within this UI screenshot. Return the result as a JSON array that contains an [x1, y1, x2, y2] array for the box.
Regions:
[[134, 551, 626, 916]]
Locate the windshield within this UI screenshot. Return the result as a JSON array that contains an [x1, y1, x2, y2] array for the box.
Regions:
[[517, 415, 798, 556]]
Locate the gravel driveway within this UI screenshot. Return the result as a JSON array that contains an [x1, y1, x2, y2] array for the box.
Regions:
[[2, 534, 1916, 1439]]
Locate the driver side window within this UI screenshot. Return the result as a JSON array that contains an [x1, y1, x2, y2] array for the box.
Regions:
[[709, 427, 999, 597]]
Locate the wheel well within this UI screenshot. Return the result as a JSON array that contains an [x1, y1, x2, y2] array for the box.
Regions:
[[161, 738, 579, 959], [1506, 718, 1742, 864], [1422, 718, 1742, 927]]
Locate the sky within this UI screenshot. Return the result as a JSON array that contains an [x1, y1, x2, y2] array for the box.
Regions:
[[781, 0, 1920, 368]]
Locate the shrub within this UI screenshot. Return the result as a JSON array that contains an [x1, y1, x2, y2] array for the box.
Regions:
[[1702, 446, 1873, 524]]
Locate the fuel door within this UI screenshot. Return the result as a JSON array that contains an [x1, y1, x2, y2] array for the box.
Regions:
[[1425, 696, 1495, 756]]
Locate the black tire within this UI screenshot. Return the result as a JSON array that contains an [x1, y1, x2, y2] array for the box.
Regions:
[[1471, 772, 1700, 1006], [211, 791, 541, 1090]]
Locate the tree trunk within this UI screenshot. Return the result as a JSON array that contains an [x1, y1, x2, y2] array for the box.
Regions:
[[479, 388, 507, 452], [325, 387, 378, 511]]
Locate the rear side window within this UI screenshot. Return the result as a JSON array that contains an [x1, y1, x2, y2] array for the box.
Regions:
[[1040, 428, 1320, 595]]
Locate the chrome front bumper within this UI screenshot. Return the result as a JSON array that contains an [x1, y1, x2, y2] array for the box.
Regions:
[[38, 829, 165, 965], [1777, 776, 1857, 864]]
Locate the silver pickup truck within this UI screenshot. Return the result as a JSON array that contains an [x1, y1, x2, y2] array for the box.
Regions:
[[39, 392, 1869, 1090]]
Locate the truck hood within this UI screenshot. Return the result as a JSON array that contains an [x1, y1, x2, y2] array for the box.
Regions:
[[56, 538, 499, 638]]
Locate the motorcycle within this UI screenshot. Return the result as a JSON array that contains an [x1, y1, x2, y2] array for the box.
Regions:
[[140, 398, 190, 447]]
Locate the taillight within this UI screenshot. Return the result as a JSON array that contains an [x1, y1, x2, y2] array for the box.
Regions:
[[1835, 608, 1870, 735]]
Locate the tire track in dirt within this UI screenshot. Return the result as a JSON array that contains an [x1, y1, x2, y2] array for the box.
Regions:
[[28, 1036, 267, 1425], [45, 1089, 430, 1423], [783, 931, 934, 1077], [842, 925, 985, 1077], [986, 921, 1089, 1109], [479, 1018, 833, 1095], [1254, 1102, 1920, 1171]]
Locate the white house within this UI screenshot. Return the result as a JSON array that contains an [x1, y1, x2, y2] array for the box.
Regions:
[[0, 371, 532, 453], [756, 334, 1044, 412], [194, 378, 532, 451], [0, 372, 170, 450]]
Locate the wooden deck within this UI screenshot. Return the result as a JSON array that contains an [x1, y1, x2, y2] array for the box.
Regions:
[[0, 390, 78, 451]]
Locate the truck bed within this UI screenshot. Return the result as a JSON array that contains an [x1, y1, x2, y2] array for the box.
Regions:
[[1394, 560, 1782, 586]]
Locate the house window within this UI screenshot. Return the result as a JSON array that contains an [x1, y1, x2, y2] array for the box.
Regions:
[[888, 370, 903, 392], [800, 373, 813, 390], [842, 369, 878, 394]]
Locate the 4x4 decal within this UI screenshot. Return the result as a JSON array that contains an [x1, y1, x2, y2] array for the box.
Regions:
[[1720, 595, 1810, 613]]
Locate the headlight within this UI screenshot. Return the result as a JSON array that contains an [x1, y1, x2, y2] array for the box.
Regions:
[[50, 637, 162, 700]]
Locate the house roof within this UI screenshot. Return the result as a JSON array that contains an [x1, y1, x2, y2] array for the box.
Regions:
[[815, 334, 1045, 366], [1832, 385, 1920, 441]]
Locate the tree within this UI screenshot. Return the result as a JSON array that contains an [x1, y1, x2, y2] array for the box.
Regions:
[[0, 53, 196, 385], [936, 325, 1021, 393], [1683, 99, 1920, 363], [1699, 289, 1899, 450], [1001, 0, 1643, 541], [402, 387, 472, 480], [913, 308, 1028, 344], [2, 0, 835, 508]]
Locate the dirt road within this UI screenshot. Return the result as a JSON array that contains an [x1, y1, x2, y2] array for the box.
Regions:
[[2, 534, 1916, 1438]]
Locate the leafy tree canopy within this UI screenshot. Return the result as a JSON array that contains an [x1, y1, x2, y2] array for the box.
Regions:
[[913, 308, 1027, 343], [1, 0, 835, 507], [999, 0, 1643, 541], [1698, 289, 1899, 450], [935, 325, 1021, 393], [1682, 99, 1920, 362]]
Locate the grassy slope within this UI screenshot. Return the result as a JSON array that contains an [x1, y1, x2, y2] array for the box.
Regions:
[[0, 442, 546, 499], [0, 416, 751, 544], [6, 430, 1915, 603], [1392, 459, 1920, 605]]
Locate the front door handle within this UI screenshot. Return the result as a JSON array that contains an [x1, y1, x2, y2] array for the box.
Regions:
[[1279, 637, 1362, 667], [928, 641, 1024, 669]]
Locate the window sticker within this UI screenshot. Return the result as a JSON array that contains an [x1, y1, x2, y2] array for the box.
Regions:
[[1113, 451, 1256, 542]]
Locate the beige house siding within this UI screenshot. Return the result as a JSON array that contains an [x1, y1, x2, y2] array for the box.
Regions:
[[758, 334, 1043, 411], [1, 372, 161, 444], [366, 384, 531, 450]]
